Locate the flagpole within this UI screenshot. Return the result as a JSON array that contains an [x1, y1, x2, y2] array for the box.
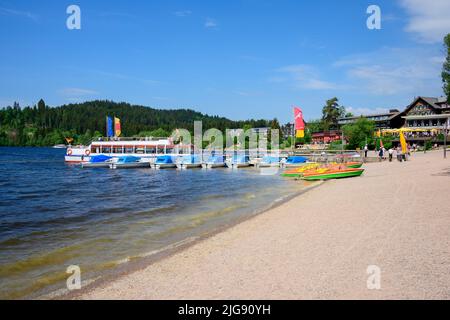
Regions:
[[292, 106, 295, 155]]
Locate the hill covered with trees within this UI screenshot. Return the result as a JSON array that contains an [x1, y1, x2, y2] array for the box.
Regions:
[[0, 99, 280, 146]]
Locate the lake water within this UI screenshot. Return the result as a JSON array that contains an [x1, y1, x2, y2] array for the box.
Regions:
[[0, 147, 310, 299]]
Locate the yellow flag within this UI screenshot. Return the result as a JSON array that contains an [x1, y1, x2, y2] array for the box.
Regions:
[[114, 117, 121, 137], [399, 130, 408, 154], [296, 130, 305, 138]]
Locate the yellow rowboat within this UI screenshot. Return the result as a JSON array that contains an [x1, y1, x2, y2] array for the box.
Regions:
[[280, 163, 320, 177]]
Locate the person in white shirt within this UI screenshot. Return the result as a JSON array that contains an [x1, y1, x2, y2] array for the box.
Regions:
[[388, 147, 394, 162]]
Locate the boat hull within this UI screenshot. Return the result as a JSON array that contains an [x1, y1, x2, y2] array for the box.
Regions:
[[176, 163, 202, 170], [226, 163, 250, 169], [280, 172, 301, 178], [110, 162, 150, 169], [302, 169, 364, 181], [346, 163, 363, 169], [81, 162, 113, 168], [202, 163, 226, 169], [257, 163, 280, 168], [281, 163, 309, 168], [153, 163, 177, 169]]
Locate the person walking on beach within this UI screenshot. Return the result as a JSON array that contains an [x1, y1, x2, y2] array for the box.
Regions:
[[396, 146, 403, 162], [378, 148, 384, 162], [388, 147, 394, 162], [364, 144, 368, 158]]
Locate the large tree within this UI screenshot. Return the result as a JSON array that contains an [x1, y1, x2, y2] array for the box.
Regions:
[[321, 97, 345, 131], [442, 33, 450, 103], [342, 118, 375, 150]]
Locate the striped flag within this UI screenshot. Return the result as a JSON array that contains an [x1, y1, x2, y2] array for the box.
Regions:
[[114, 117, 121, 137]]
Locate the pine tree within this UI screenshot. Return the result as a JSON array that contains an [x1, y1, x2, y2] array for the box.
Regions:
[[442, 34, 450, 103]]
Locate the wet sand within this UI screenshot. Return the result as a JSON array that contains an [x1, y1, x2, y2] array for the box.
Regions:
[[78, 150, 450, 299]]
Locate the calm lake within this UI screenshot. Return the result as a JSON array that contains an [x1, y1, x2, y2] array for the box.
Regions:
[[0, 147, 310, 299]]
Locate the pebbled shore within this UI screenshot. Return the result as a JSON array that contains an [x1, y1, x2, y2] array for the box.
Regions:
[[76, 150, 450, 299]]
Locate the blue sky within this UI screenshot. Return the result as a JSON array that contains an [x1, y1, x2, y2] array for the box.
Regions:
[[0, 0, 449, 123]]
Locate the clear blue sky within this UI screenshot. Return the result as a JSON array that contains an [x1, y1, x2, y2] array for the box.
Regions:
[[0, 0, 449, 123]]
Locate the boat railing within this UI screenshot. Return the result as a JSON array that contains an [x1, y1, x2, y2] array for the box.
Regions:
[[92, 136, 170, 142]]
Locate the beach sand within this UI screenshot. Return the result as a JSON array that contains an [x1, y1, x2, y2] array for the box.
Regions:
[[78, 150, 450, 299]]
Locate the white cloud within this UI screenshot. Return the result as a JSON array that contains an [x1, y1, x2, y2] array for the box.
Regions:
[[0, 7, 38, 21], [60, 88, 99, 97], [233, 90, 263, 97], [276, 64, 340, 90], [174, 10, 192, 17], [399, 0, 450, 43], [205, 18, 218, 29], [335, 47, 444, 96]]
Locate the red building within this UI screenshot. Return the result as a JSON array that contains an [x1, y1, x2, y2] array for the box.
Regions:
[[311, 130, 342, 144]]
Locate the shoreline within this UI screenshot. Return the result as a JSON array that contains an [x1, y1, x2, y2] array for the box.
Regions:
[[47, 180, 324, 300], [61, 151, 450, 299]]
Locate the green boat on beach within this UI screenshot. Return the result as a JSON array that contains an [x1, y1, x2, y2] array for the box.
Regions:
[[302, 168, 365, 181], [345, 163, 363, 169]]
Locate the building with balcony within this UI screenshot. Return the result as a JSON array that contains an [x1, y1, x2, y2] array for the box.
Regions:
[[338, 109, 402, 129]]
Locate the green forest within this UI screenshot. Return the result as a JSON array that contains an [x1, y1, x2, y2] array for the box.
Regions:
[[0, 99, 281, 146]]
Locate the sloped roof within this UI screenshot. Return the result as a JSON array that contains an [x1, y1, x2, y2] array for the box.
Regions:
[[420, 97, 441, 109]]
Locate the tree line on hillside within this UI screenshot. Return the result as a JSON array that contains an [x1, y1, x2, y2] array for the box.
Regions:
[[0, 100, 281, 146]]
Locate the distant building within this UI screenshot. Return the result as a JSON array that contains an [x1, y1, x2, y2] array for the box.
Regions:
[[396, 96, 450, 128], [338, 109, 401, 129], [281, 123, 294, 139], [337, 96, 449, 130], [311, 130, 342, 144], [250, 127, 270, 135]]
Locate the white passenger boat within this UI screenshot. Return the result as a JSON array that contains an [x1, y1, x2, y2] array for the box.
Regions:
[[65, 138, 180, 164]]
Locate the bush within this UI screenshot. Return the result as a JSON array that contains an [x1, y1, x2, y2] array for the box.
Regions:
[[342, 118, 375, 150]]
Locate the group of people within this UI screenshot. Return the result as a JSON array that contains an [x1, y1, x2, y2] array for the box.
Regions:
[[363, 144, 409, 162]]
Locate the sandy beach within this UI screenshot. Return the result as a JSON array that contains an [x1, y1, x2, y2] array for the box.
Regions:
[[77, 150, 450, 300]]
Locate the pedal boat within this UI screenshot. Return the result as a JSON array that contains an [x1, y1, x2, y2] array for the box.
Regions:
[[202, 155, 226, 169], [301, 168, 364, 181], [110, 156, 150, 169], [152, 155, 177, 169], [225, 155, 250, 169], [81, 155, 114, 168], [176, 155, 202, 170], [256, 156, 281, 168]]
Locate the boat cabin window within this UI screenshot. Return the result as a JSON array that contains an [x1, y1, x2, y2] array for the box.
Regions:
[[166, 148, 174, 154], [125, 147, 134, 154], [113, 147, 123, 154], [103, 147, 112, 153], [145, 147, 156, 154], [135, 147, 144, 154], [157, 146, 165, 154]]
